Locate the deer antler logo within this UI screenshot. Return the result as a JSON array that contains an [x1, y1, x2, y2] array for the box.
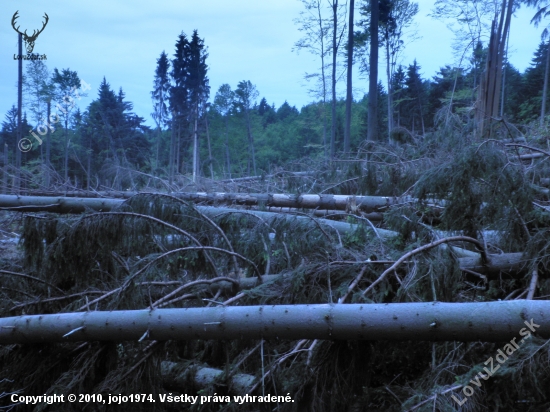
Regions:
[[11, 11, 49, 54]]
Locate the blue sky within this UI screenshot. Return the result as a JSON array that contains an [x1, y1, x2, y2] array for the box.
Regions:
[[0, 0, 543, 129]]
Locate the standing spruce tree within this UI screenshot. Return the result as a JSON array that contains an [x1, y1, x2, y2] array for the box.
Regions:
[[187, 30, 209, 182], [170, 33, 190, 180], [235, 80, 259, 176], [391, 64, 406, 128], [168, 31, 209, 182], [403, 60, 427, 134], [82, 79, 149, 189], [518, 42, 550, 122], [151, 51, 171, 172], [213, 84, 235, 178]]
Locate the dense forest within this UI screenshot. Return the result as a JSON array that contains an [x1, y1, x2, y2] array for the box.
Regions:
[[1, 0, 550, 411]]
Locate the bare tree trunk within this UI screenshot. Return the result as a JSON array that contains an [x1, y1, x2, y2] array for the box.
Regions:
[[155, 127, 160, 172], [500, 31, 509, 118], [192, 114, 198, 183], [169, 114, 176, 185], [205, 113, 214, 180], [64, 118, 69, 185], [331, 0, 338, 158], [386, 40, 393, 141], [3, 144, 8, 194], [87, 148, 91, 190], [176, 122, 181, 175], [542, 40, 550, 127], [224, 116, 231, 179], [317, 1, 329, 160], [45, 100, 51, 188], [344, 0, 354, 154], [368, 0, 379, 142], [0, 301, 548, 344], [245, 108, 256, 176], [477, 0, 513, 138], [16, 33, 22, 194]]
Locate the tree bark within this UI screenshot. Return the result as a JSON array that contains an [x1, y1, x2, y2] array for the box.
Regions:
[[16, 33, 22, 194], [0, 192, 430, 214], [192, 114, 199, 183], [476, 0, 514, 138], [46, 100, 51, 189], [224, 115, 231, 179], [0, 301, 547, 344], [344, 0, 354, 153], [542, 40, 550, 127], [169, 113, 176, 185], [2, 144, 7, 194], [318, 1, 329, 160], [245, 108, 256, 176], [162, 361, 255, 395], [386, 40, 393, 141], [368, 0, 379, 142], [331, 0, 338, 158], [205, 113, 214, 180]]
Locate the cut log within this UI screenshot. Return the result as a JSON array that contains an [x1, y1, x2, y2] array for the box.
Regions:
[[457, 252, 527, 278], [162, 361, 255, 395], [0, 300, 547, 343]]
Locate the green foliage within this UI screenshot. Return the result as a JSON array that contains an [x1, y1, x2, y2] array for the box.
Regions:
[[415, 142, 534, 249]]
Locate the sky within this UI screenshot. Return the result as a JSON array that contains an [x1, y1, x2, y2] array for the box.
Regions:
[[0, 0, 543, 129]]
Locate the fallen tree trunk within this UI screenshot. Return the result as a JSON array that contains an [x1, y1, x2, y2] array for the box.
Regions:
[[266, 207, 384, 221], [219, 170, 315, 183], [0, 195, 122, 213], [0, 196, 529, 247], [0, 195, 398, 238], [1, 193, 420, 212], [157, 192, 413, 212], [0, 300, 547, 344], [161, 361, 255, 395], [209, 252, 527, 294], [457, 252, 527, 277]]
